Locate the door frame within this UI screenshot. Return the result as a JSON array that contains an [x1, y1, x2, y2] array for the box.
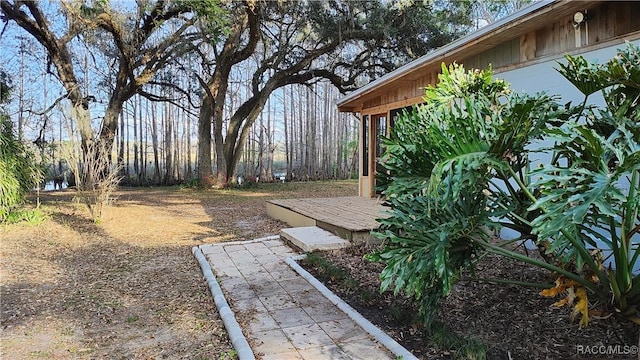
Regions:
[[360, 111, 389, 197]]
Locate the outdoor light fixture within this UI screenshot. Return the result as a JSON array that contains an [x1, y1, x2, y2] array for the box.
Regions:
[[572, 10, 589, 47], [573, 11, 586, 28]]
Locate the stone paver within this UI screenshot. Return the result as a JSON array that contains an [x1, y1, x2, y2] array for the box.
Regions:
[[280, 226, 351, 252], [318, 318, 370, 343], [203, 238, 395, 360], [283, 323, 336, 349]]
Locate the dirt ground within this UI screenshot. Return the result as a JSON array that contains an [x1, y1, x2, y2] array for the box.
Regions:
[[0, 180, 357, 359]]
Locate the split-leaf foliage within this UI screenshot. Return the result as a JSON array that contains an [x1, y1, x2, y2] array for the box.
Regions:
[[369, 43, 640, 335]]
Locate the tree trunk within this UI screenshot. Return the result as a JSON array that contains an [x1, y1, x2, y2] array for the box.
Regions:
[[173, 109, 180, 183], [150, 102, 161, 184], [133, 96, 139, 181], [163, 101, 173, 185], [139, 95, 146, 184], [298, 88, 311, 179], [322, 84, 329, 179], [291, 86, 298, 179], [266, 97, 273, 182], [194, 4, 260, 187], [118, 105, 125, 174], [99, 94, 126, 164], [337, 116, 342, 179], [258, 111, 266, 181], [197, 94, 214, 187], [283, 87, 291, 181], [17, 43, 25, 141], [185, 106, 192, 179]]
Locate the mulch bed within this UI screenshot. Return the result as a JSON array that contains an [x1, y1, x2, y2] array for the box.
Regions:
[[301, 244, 637, 360]]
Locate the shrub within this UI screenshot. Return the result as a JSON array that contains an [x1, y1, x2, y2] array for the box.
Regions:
[[0, 117, 44, 222], [370, 43, 639, 333], [531, 43, 640, 330], [3, 208, 47, 225], [65, 140, 122, 223], [368, 63, 562, 326]]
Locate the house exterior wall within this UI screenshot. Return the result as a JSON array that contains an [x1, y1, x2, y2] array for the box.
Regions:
[[536, 2, 639, 57], [495, 39, 640, 241], [351, 1, 640, 197], [350, 2, 640, 115], [498, 40, 640, 105], [463, 37, 521, 71]]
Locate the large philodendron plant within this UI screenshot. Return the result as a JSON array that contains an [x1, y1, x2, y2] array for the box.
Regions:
[[369, 62, 567, 326], [531, 43, 640, 329], [370, 43, 639, 334]]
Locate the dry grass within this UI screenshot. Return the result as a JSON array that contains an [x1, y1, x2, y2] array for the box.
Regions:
[[1, 180, 357, 359]]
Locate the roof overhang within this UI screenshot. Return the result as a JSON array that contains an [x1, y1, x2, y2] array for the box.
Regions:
[[337, 0, 595, 113]]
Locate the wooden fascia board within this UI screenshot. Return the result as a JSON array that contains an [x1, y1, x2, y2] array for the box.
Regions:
[[337, 105, 360, 113], [360, 95, 425, 115], [337, 0, 600, 112]]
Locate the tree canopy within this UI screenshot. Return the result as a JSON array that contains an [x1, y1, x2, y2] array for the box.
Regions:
[[0, 0, 226, 152], [194, 0, 474, 186], [2, 0, 495, 188]]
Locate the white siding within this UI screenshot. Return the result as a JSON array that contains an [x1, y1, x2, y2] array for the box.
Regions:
[[498, 40, 640, 106], [494, 41, 639, 261]]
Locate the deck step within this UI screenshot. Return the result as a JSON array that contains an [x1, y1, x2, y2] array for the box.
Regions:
[[280, 226, 351, 252]]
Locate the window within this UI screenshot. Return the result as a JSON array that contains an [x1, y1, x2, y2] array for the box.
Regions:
[[375, 115, 386, 158], [362, 115, 369, 176], [374, 114, 388, 195]]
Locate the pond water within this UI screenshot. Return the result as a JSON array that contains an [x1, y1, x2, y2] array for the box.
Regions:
[[40, 180, 68, 191]]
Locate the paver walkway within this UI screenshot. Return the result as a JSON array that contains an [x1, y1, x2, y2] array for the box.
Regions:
[[199, 238, 395, 360]]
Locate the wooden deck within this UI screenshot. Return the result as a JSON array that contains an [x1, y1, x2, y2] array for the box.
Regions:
[[266, 197, 388, 243]]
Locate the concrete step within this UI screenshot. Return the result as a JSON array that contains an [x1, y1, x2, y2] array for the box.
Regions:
[[280, 226, 351, 252]]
